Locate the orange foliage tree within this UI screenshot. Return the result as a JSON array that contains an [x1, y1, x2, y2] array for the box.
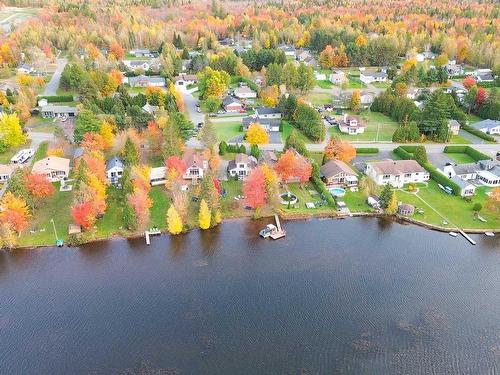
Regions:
[[0, 192, 31, 233], [324, 138, 357, 163], [243, 167, 266, 209], [71, 201, 97, 230]]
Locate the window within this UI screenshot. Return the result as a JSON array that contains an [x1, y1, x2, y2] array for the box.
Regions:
[[404, 173, 412, 178], [383, 174, 391, 179]]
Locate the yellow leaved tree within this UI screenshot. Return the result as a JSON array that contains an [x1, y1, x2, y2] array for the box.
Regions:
[[167, 206, 183, 234], [0, 113, 27, 148], [246, 123, 269, 146], [198, 199, 211, 230]]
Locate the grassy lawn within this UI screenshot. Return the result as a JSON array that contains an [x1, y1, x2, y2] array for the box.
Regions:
[[396, 189, 444, 226], [466, 113, 482, 125], [149, 186, 169, 229], [281, 121, 312, 143], [56, 87, 78, 96], [31, 141, 49, 164], [371, 81, 391, 89], [446, 152, 476, 164], [342, 190, 371, 212], [316, 80, 333, 89], [213, 120, 243, 142], [450, 134, 472, 144], [279, 182, 335, 215], [303, 92, 332, 105], [347, 76, 366, 89], [329, 111, 399, 142], [397, 181, 500, 229], [18, 182, 74, 247], [220, 179, 245, 218], [95, 186, 126, 237]]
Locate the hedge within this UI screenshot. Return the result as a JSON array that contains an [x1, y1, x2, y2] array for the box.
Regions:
[[310, 162, 336, 207], [356, 147, 379, 154], [37, 95, 74, 103], [230, 75, 259, 92], [393, 146, 413, 160], [461, 124, 497, 142], [422, 162, 461, 196], [443, 145, 491, 161]]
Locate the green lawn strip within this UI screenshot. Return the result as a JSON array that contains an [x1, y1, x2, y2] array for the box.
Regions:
[[94, 186, 126, 236], [329, 111, 399, 142], [213, 120, 243, 142], [304, 92, 332, 105], [396, 189, 444, 226], [220, 179, 244, 217], [341, 190, 371, 212], [279, 182, 334, 215], [31, 141, 49, 164], [316, 80, 333, 89], [466, 114, 482, 125], [450, 135, 472, 144], [149, 186, 169, 229], [414, 181, 499, 229], [347, 76, 366, 88], [281, 121, 313, 143], [18, 183, 74, 247], [371, 82, 391, 89], [446, 152, 476, 164]]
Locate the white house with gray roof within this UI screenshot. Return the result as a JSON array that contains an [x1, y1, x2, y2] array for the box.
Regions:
[[106, 157, 124, 185], [360, 71, 388, 84], [40, 105, 78, 118], [471, 119, 500, 135], [128, 75, 165, 88]]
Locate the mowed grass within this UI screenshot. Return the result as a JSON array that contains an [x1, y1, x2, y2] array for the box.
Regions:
[[397, 181, 500, 229], [446, 152, 476, 164], [329, 111, 399, 141], [303, 92, 332, 106], [149, 186, 169, 229], [316, 80, 333, 89], [281, 121, 312, 143], [213, 120, 243, 142], [18, 182, 74, 247], [450, 134, 472, 144], [95, 186, 126, 237]]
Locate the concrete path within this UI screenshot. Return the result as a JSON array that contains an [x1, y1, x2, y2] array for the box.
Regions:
[[42, 58, 68, 96]]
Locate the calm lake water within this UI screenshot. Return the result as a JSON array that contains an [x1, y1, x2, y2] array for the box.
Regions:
[[0, 217, 499, 374]]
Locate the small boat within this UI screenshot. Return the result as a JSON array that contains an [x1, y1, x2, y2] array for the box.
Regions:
[[449, 231, 458, 237], [260, 224, 277, 238], [485, 232, 495, 237]]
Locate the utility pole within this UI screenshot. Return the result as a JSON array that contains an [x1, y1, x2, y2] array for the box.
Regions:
[[50, 218, 58, 242]]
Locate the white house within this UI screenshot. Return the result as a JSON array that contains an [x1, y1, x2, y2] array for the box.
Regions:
[[234, 86, 257, 99], [10, 149, 34, 164], [446, 64, 464, 77], [17, 64, 34, 74], [440, 163, 477, 180], [338, 114, 365, 135], [360, 71, 388, 84], [128, 75, 165, 88], [448, 119, 461, 135], [278, 44, 296, 57], [105, 156, 124, 185], [329, 71, 347, 85], [451, 175, 476, 197], [32, 157, 70, 182], [255, 107, 281, 119], [477, 168, 500, 187], [40, 105, 78, 118], [242, 115, 280, 132], [471, 119, 500, 135], [150, 166, 166, 186], [182, 149, 208, 181], [124, 60, 151, 71], [366, 160, 430, 188], [0, 164, 15, 183], [227, 154, 257, 180], [174, 73, 198, 87]]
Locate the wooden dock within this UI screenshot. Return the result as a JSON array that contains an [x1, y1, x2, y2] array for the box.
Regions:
[[145, 229, 161, 245], [459, 230, 476, 245], [270, 214, 286, 240]]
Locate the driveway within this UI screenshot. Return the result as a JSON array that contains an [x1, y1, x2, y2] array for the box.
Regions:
[[28, 131, 55, 151], [180, 89, 203, 125], [458, 129, 488, 144], [43, 57, 68, 96], [427, 152, 455, 167]]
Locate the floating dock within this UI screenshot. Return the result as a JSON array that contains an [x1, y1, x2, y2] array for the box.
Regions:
[[269, 214, 286, 240]]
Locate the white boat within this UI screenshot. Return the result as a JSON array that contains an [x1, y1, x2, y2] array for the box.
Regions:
[[449, 231, 458, 237], [485, 232, 495, 237], [260, 224, 277, 238]]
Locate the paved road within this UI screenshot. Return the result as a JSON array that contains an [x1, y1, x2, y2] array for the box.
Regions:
[[42, 58, 68, 96], [458, 129, 489, 144]]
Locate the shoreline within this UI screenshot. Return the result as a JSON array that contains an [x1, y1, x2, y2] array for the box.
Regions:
[[12, 211, 499, 250]]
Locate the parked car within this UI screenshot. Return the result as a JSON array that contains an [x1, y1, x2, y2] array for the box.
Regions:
[[196, 108, 201, 113], [496, 151, 500, 161]]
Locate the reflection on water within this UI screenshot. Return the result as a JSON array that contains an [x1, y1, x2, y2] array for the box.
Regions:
[[0, 217, 499, 375]]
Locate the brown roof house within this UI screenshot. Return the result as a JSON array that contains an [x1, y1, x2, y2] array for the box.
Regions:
[[0, 164, 16, 183], [182, 149, 209, 181], [32, 156, 70, 182], [366, 159, 429, 188], [320, 160, 358, 189], [227, 153, 257, 180]]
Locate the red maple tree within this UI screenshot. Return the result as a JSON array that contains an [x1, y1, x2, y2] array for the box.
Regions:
[[24, 173, 55, 199], [243, 168, 266, 209], [71, 201, 97, 230], [462, 76, 476, 89]]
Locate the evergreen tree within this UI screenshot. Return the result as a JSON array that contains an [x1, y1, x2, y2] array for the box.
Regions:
[[379, 184, 392, 209], [386, 192, 398, 214], [121, 137, 139, 166], [413, 146, 427, 165]]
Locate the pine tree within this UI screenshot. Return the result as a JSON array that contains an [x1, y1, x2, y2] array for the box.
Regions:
[[122, 137, 139, 166], [167, 206, 183, 234], [379, 184, 392, 209], [198, 199, 211, 229]]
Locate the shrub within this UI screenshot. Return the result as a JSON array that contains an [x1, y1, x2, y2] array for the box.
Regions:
[[250, 144, 260, 159], [473, 203, 482, 212], [38, 95, 74, 103], [393, 146, 413, 160], [443, 145, 491, 161], [413, 146, 428, 165], [219, 141, 228, 155], [310, 161, 335, 207], [422, 162, 461, 196]]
